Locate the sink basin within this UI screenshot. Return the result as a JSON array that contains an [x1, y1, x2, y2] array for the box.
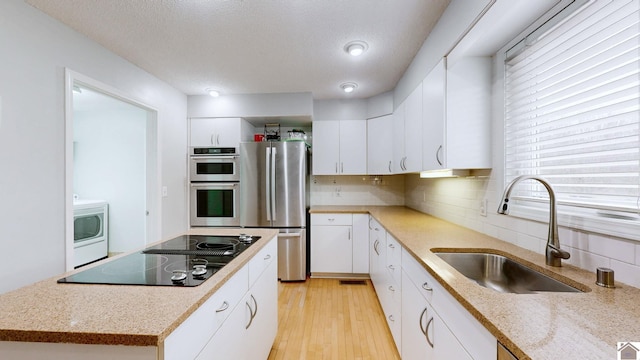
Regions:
[[434, 252, 583, 294]]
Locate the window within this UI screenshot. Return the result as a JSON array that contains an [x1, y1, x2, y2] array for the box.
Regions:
[[503, 0, 640, 237]]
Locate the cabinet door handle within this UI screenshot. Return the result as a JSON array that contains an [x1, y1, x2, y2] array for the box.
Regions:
[[264, 254, 271, 261], [335, 162, 338, 174], [215, 301, 229, 313], [388, 160, 392, 173], [388, 265, 395, 271], [422, 282, 433, 292], [216, 134, 220, 145], [368, 217, 373, 230], [388, 315, 395, 322], [245, 301, 253, 329], [348, 228, 351, 240], [374, 240, 380, 255], [245, 294, 258, 329], [388, 243, 395, 249], [388, 285, 395, 292], [426, 316, 434, 348], [419, 307, 428, 336], [436, 145, 443, 166], [341, 162, 344, 173], [210, 134, 215, 145]]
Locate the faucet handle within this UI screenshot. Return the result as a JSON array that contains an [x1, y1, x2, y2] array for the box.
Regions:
[[549, 245, 570, 260]]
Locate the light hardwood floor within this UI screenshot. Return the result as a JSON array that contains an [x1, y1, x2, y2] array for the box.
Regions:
[[268, 278, 401, 360]]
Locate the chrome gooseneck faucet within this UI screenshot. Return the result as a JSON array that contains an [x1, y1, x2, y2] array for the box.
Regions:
[[497, 175, 570, 267]]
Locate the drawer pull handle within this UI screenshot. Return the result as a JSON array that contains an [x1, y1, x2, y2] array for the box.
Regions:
[[215, 301, 229, 313], [388, 265, 395, 271], [388, 315, 395, 322], [264, 254, 271, 260], [388, 244, 395, 249], [422, 282, 433, 292], [388, 285, 395, 292]]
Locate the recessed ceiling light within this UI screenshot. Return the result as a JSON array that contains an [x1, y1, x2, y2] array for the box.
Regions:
[[340, 82, 358, 93], [206, 88, 220, 97], [344, 41, 368, 57]]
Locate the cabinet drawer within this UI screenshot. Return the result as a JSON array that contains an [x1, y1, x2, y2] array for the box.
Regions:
[[311, 213, 352, 226], [386, 235, 402, 286], [164, 265, 249, 360], [401, 249, 435, 304], [249, 236, 277, 287]]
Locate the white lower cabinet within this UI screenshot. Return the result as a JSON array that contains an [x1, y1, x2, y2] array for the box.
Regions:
[[369, 216, 386, 293], [311, 213, 369, 275], [401, 270, 472, 360], [197, 259, 277, 360], [401, 248, 496, 360], [166, 236, 278, 360]]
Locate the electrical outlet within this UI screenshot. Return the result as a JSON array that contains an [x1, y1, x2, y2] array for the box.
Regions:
[[335, 187, 341, 197], [480, 198, 488, 217]]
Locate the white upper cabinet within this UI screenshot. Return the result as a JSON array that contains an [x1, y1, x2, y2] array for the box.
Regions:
[[392, 102, 405, 173], [393, 85, 423, 173], [422, 59, 446, 170], [190, 117, 253, 148], [367, 115, 394, 174], [313, 120, 367, 175], [422, 57, 492, 171], [404, 84, 423, 172]]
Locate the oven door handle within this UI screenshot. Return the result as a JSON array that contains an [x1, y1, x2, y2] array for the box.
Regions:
[[190, 183, 238, 188], [190, 155, 238, 161]]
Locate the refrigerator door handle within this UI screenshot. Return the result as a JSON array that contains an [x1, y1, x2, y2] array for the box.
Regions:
[[271, 146, 277, 221], [265, 147, 272, 221]]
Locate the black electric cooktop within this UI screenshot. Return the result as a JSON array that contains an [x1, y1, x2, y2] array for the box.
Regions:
[[58, 234, 261, 287]]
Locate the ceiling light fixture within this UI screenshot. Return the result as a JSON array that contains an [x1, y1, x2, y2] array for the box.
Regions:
[[344, 41, 368, 57], [340, 82, 358, 93], [206, 88, 220, 97]]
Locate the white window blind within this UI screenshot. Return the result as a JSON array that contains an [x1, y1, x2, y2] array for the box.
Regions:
[[504, 0, 640, 215]]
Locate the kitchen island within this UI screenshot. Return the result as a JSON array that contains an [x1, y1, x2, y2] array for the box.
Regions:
[[0, 228, 278, 360], [311, 206, 640, 360]]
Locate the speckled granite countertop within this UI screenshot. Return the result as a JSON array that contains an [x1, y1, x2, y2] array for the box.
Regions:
[[311, 206, 640, 360], [0, 228, 278, 347]]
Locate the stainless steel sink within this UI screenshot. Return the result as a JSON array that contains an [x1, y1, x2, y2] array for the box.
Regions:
[[434, 252, 583, 294]]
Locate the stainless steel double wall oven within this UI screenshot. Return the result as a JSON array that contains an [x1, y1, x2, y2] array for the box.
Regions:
[[189, 147, 241, 226]]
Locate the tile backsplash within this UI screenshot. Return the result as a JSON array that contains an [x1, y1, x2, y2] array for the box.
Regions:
[[404, 174, 640, 289], [310, 175, 405, 206]]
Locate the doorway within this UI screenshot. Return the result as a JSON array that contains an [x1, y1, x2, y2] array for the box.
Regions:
[[64, 69, 159, 271]]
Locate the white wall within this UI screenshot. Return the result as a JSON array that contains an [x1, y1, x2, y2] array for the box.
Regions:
[[0, 0, 188, 293], [74, 106, 148, 253], [188, 92, 313, 119]]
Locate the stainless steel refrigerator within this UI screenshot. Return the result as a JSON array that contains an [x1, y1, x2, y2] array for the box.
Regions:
[[239, 141, 307, 281]]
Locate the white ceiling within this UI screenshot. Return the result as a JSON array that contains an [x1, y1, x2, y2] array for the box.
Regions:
[[25, 0, 450, 100]]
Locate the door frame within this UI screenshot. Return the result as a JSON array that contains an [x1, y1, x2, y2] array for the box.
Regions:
[[64, 68, 160, 271]]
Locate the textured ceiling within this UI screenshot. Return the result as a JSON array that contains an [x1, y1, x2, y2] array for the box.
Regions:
[[25, 0, 450, 99]]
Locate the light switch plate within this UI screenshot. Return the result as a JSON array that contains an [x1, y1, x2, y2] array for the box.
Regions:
[[480, 199, 488, 217]]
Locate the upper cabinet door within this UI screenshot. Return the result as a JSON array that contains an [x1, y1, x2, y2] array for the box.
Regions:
[[190, 117, 247, 148], [367, 115, 393, 174], [403, 84, 423, 172], [422, 59, 446, 170], [445, 57, 492, 169], [392, 102, 405, 173], [312, 119, 367, 175], [339, 120, 367, 175], [312, 120, 340, 175]]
